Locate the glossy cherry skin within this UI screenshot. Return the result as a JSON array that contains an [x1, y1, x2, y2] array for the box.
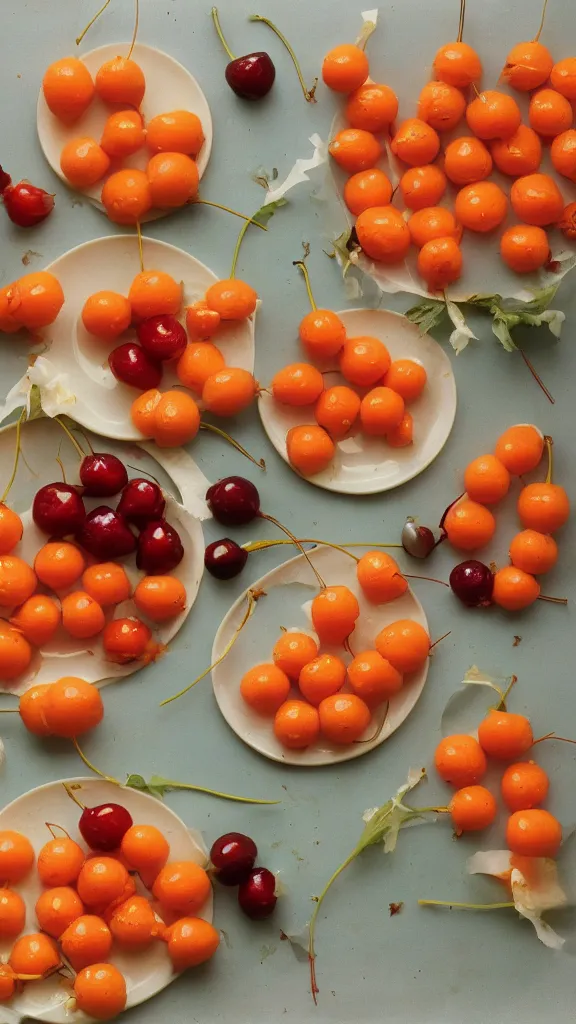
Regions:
[[136, 519, 184, 574], [76, 506, 136, 560], [206, 477, 261, 526], [238, 867, 277, 919], [137, 315, 187, 362], [79, 802, 133, 852], [401, 519, 436, 559], [449, 559, 494, 607], [109, 343, 162, 391], [0, 167, 54, 227], [33, 483, 86, 537], [117, 478, 166, 529], [204, 538, 248, 580], [210, 832, 257, 885], [225, 52, 276, 99], [80, 454, 128, 497]]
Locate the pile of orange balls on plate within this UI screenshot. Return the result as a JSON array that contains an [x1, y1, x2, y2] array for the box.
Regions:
[[42, 54, 206, 223], [0, 812, 218, 1016], [321, 29, 576, 291], [239, 550, 430, 750]]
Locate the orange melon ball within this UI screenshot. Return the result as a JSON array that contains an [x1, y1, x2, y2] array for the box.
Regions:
[[356, 206, 411, 263], [101, 170, 152, 225], [18, 684, 53, 737], [272, 632, 319, 680], [383, 359, 427, 402], [100, 109, 145, 158], [152, 390, 201, 447], [298, 653, 346, 706], [0, 505, 23, 555], [146, 110, 205, 156], [455, 182, 508, 233], [176, 341, 225, 393], [60, 137, 110, 189], [0, 624, 32, 681], [147, 152, 199, 208], [81, 291, 132, 341], [82, 563, 131, 607], [129, 270, 182, 321], [273, 699, 320, 749], [42, 57, 95, 123], [44, 677, 104, 738], [500, 224, 550, 273], [130, 388, 162, 437], [34, 541, 85, 590], [318, 693, 371, 744], [240, 663, 291, 715], [345, 83, 398, 132], [374, 618, 430, 673], [347, 649, 403, 703], [134, 576, 186, 621], [95, 55, 145, 107], [0, 555, 36, 606], [13, 590, 59, 647]]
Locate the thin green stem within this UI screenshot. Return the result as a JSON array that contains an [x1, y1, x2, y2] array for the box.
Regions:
[[160, 590, 260, 705], [534, 0, 549, 41], [153, 780, 280, 805], [199, 422, 265, 469], [1, 407, 26, 504], [54, 416, 86, 459], [62, 782, 85, 810], [136, 221, 144, 273], [242, 538, 403, 557], [457, 0, 466, 42], [308, 846, 361, 1003], [193, 199, 267, 230], [211, 7, 236, 60], [518, 350, 554, 404], [259, 514, 326, 588], [249, 15, 317, 102], [127, 0, 139, 60], [230, 219, 251, 280], [532, 732, 576, 747], [73, 738, 120, 785], [293, 260, 317, 310], [419, 899, 515, 911], [76, 0, 112, 45], [45, 822, 71, 840]]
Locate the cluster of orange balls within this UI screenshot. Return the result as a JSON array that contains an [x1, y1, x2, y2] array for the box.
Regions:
[[0, 506, 189, 685], [435, 706, 561, 859], [0, 821, 218, 1015], [239, 551, 430, 749], [321, 32, 576, 291], [442, 423, 569, 609], [0, 271, 64, 334], [42, 54, 206, 224], [270, 307, 427, 477]]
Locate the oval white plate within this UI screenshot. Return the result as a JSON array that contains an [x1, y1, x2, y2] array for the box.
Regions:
[[211, 544, 430, 766], [0, 418, 204, 695], [37, 42, 213, 219], [37, 235, 254, 441], [258, 307, 456, 494], [0, 776, 212, 1024]]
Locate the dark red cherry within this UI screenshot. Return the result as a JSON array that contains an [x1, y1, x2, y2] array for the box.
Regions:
[[210, 832, 257, 886], [206, 477, 260, 526], [117, 478, 165, 529], [401, 518, 436, 559], [109, 342, 162, 390], [450, 560, 494, 608], [137, 314, 187, 362], [226, 52, 276, 99], [136, 519, 184, 574], [79, 802, 133, 852], [0, 167, 55, 227], [204, 538, 248, 580], [238, 867, 277, 919], [33, 483, 86, 537], [76, 506, 136, 560], [79, 453, 128, 497]]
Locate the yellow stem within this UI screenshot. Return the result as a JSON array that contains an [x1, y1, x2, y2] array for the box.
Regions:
[[160, 590, 260, 706], [211, 7, 236, 60], [199, 423, 265, 469], [249, 15, 317, 102], [136, 222, 144, 272], [127, 0, 139, 60], [1, 407, 27, 504], [75, 0, 112, 45], [54, 416, 86, 459], [193, 199, 267, 229], [457, 0, 466, 42], [533, 0, 549, 41], [150, 780, 280, 805], [293, 259, 317, 310], [419, 899, 515, 911], [73, 738, 120, 785], [544, 435, 553, 484], [259, 514, 326, 588]]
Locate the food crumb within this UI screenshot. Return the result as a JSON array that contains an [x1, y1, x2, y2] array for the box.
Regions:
[[513, 635, 522, 646], [389, 901, 404, 916]]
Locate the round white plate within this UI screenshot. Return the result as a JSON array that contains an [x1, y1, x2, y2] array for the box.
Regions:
[[0, 417, 204, 695], [258, 307, 456, 494], [0, 777, 212, 1024], [37, 42, 213, 220], [38, 235, 254, 441], [211, 544, 430, 766]]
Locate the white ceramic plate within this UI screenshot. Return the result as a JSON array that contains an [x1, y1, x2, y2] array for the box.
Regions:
[[0, 418, 205, 695], [211, 544, 430, 766], [258, 307, 456, 494], [37, 235, 254, 441], [37, 42, 213, 219], [0, 777, 212, 1024]]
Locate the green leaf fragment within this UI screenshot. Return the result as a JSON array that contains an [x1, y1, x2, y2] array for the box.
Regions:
[[250, 198, 288, 227], [405, 299, 446, 335]]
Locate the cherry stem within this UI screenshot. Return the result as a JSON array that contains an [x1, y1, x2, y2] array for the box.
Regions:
[[438, 491, 465, 532], [243, 538, 403, 557], [293, 259, 317, 311], [1, 407, 26, 504], [308, 846, 362, 1003], [62, 782, 85, 810], [199, 422, 265, 469], [249, 15, 317, 102], [127, 0, 139, 61], [70, 425, 94, 455], [544, 434, 553, 484], [429, 630, 451, 650], [54, 416, 86, 459], [537, 593, 568, 605], [532, 731, 576, 746], [418, 899, 515, 911], [496, 673, 517, 711], [403, 573, 449, 587], [146, 779, 280, 805], [354, 703, 389, 744], [193, 198, 267, 231], [45, 822, 71, 840], [126, 463, 161, 486], [75, 0, 112, 45], [160, 588, 262, 705], [136, 222, 144, 273], [518, 349, 554, 404], [211, 7, 236, 61], [534, 0, 549, 41], [0, 708, 20, 713], [55, 456, 68, 485], [259, 513, 326, 589], [457, 0, 466, 42], [73, 737, 120, 785]]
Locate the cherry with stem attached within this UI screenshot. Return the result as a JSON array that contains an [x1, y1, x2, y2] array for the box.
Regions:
[[63, 782, 133, 852], [0, 166, 55, 228]]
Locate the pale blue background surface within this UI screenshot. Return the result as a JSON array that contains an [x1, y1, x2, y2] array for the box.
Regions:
[[0, 1, 575, 1021]]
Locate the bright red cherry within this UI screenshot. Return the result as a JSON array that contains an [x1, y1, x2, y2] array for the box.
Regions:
[[79, 803, 133, 852], [116, 478, 166, 529], [210, 832, 257, 885], [136, 315, 187, 362], [0, 166, 55, 227], [238, 867, 277, 919], [206, 477, 260, 526], [204, 538, 248, 579], [79, 454, 128, 497], [136, 519, 184, 574], [76, 506, 136, 560], [109, 343, 162, 390], [33, 483, 86, 536]]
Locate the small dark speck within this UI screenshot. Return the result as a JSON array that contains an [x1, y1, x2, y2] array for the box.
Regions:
[[513, 635, 522, 646], [17, 73, 21, 79], [389, 901, 404, 916], [281, 784, 287, 791]]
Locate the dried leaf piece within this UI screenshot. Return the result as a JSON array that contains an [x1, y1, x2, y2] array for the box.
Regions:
[[440, 666, 515, 737]]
